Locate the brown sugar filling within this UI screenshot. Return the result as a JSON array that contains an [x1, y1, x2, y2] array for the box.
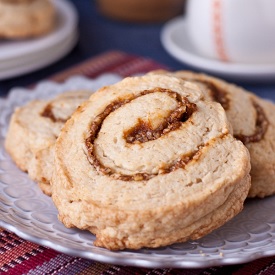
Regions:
[[235, 100, 269, 144], [85, 88, 199, 181], [199, 80, 230, 110], [180, 77, 268, 144], [125, 93, 196, 144], [180, 78, 230, 110], [40, 104, 66, 123]]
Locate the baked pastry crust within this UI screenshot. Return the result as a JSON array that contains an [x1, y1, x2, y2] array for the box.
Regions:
[[0, 0, 55, 39], [150, 70, 275, 198], [5, 91, 91, 195], [52, 75, 251, 250]]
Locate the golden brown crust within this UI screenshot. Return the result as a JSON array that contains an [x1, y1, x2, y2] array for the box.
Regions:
[[5, 91, 91, 195], [51, 75, 251, 250]]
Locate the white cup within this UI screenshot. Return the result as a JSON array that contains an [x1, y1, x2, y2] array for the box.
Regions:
[[186, 0, 275, 64]]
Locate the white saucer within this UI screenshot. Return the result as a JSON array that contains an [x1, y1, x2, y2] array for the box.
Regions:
[[161, 17, 275, 82], [0, 0, 78, 80]]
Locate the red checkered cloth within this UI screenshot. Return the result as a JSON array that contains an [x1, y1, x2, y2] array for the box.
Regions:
[[1, 51, 275, 275]]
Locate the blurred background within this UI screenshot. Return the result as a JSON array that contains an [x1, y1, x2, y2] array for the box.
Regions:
[[0, 0, 274, 98], [0, 0, 186, 92]]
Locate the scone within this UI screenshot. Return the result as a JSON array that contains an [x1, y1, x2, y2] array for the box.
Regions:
[[149, 70, 275, 198], [5, 90, 91, 196], [0, 0, 55, 39], [51, 74, 251, 250]]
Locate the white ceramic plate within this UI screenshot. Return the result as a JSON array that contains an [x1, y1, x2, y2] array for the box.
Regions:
[[1, 74, 275, 269], [0, 0, 78, 79], [0, 27, 78, 70], [0, 30, 78, 80], [161, 17, 275, 82]]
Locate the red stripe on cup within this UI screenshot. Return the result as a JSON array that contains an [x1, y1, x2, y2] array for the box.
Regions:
[[212, 0, 229, 61]]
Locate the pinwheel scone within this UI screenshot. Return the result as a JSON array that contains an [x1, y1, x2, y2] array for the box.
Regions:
[[5, 90, 91, 196], [51, 75, 250, 250], [150, 70, 275, 198], [0, 0, 55, 39]]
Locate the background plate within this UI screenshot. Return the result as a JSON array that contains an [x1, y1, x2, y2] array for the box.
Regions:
[[1, 74, 275, 268], [0, 30, 78, 80], [0, 0, 78, 79]]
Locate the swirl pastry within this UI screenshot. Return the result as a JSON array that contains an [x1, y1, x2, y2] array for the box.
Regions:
[[0, 0, 55, 39], [51, 75, 250, 250], [5, 91, 91, 195], [150, 70, 275, 198]]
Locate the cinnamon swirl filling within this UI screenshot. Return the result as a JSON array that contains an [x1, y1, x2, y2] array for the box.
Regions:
[[199, 80, 230, 110], [85, 88, 198, 181], [235, 100, 269, 144], [41, 104, 66, 123], [185, 78, 269, 144]]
